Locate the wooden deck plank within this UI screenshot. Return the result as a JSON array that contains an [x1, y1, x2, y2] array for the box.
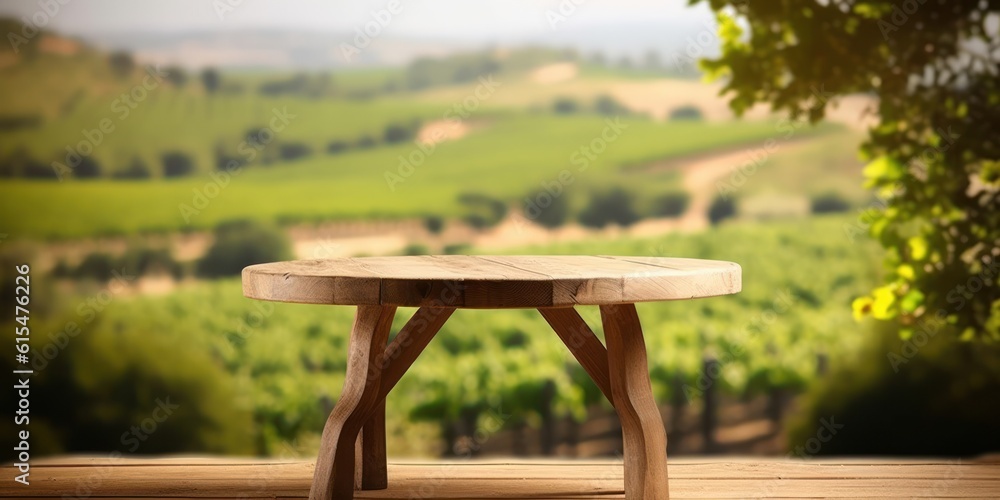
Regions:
[[3, 458, 998, 499]]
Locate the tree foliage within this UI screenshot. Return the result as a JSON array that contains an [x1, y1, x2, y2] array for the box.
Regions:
[[694, 0, 1000, 340]]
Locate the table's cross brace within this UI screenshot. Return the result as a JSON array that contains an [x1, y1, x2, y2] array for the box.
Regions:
[[537, 307, 615, 407], [310, 306, 455, 500]]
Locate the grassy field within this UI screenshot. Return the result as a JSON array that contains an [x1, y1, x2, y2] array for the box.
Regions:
[[0, 114, 803, 239]]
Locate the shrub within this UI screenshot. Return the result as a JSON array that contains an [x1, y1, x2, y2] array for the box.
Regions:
[[326, 140, 350, 155], [423, 215, 445, 234], [594, 94, 628, 116], [443, 243, 470, 255], [810, 192, 851, 214], [788, 324, 1000, 456], [669, 105, 704, 121], [113, 156, 152, 179], [75, 252, 117, 282], [74, 157, 102, 179], [51, 259, 73, 278], [552, 97, 579, 115], [244, 127, 272, 149], [652, 191, 691, 218], [21, 156, 57, 179], [578, 187, 640, 228], [458, 192, 508, 229], [197, 220, 291, 278], [161, 151, 196, 178], [121, 246, 183, 279], [356, 135, 377, 149], [524, 188, 571, 228], [201, 67, 221, 94], [278, 142, 312, 162], [108, 51, 135, 79], [383, 122, 416, 144], [402, 243, 429, 256], [1, 315, 254, 455], [708, 196, 737, 225]]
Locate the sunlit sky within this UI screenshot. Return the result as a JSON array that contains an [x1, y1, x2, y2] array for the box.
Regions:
[[0, 0, 712, 38]]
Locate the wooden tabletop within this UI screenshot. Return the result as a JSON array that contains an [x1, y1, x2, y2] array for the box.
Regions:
[[242, 255, 741, 308]]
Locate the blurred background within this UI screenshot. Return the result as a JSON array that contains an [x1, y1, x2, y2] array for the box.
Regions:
[[1, 0, 998, 460]]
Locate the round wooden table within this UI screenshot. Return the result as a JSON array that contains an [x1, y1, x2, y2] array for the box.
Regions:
[[243, 255, 742, 500]]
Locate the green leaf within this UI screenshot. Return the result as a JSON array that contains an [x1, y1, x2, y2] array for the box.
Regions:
[[900, 289, 925, 314]]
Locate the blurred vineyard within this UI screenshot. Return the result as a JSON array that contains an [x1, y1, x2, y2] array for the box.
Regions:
[[2, 215, 882, 457]]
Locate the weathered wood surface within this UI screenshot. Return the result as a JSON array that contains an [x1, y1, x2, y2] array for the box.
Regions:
[[242, 255, 741, 308], [5, 457, 997, 498]]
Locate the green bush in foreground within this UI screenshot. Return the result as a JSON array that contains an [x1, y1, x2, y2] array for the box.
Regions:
[[788, 323, 1000, 456]]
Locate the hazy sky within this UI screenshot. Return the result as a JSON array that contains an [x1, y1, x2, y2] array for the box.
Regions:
[[0, 0, 713, 38]]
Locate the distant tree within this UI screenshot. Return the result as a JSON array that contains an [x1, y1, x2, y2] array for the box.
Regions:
[[594, 94, 628, 116], [197, 220, 291, 278], [113, 156, 152, 180], [810, 192, 852, 214], [108, 51, 135, 80], [278, 142, 312, 162], [526, 188, 571, 229], [163, 65, 188, 88], [75, 252, 117, 281], [200, 67, 221, 95], [403, 244, 430, 256], [383, 123, 415, 144], [355, 135, 377, 149], [458, 192, 508, 229], [707, 196, 736, 226], [652, 191, 691, 218], [326, 140, 350, 155], [423, 215, 445, 234], [161, 151, 196, 178], [669, 105, 704, 121], [74, 157, 102, 179], [578, 187, 640, 228], [552, 97, 579, 115]]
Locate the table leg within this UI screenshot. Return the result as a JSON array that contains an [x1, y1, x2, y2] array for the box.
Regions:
[[600, 304, 669, 500], [311, 305, 396, 500], [310, 306, 455, 500], [359, 402, 387, 490]]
